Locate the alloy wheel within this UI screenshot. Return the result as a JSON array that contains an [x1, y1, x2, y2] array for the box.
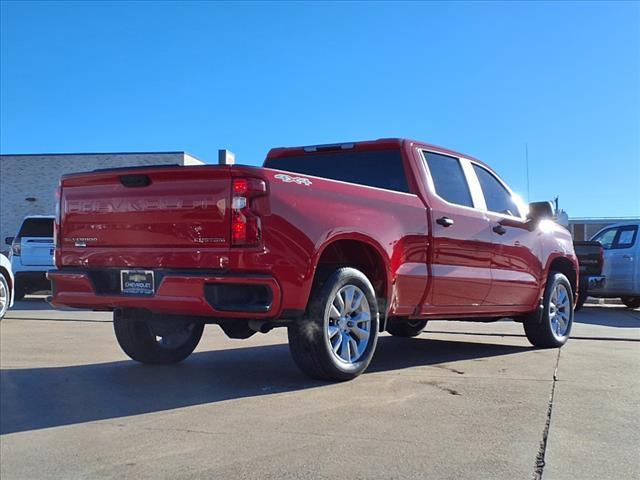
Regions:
[[326, 285, 371, 364], [549, 283, 571, 338]]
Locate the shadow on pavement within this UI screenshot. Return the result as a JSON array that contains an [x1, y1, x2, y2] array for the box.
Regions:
[[575, 305, 640, 328], [1, 336, 529, 435], [10, 297, 52, 311]]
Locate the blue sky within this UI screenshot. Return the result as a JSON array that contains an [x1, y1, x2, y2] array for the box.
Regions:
[[1, 1, 639, 217]]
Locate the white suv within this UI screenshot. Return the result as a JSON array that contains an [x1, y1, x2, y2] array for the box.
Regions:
[[5, 216, 55, 300]]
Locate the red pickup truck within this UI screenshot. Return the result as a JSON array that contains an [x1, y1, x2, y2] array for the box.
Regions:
[[49, 139, 579, 381]]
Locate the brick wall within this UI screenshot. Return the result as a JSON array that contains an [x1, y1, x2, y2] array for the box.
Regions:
[[0, 152, 204, 249]]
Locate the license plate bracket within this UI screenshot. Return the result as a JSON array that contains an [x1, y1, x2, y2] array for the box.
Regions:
[[121, 270, 155, 296]]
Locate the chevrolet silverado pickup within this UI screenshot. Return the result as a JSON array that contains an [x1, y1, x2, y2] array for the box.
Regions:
[[49, 139, 579, 381]]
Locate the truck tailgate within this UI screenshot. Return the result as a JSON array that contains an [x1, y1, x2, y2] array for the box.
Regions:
[[60, 165, 232, 249], [21, 237, 55, 266], [574, 240, 604, 276]]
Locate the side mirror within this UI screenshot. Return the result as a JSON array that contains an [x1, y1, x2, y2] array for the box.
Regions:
[[5, 236, 14, 246], [528, 201, 555, 221]]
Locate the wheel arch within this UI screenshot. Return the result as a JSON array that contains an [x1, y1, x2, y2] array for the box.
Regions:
[[0, 265, 13, 309], [310, 235, 391, 329], [546, 255, 578, 300], [0, 266, 12, 291]]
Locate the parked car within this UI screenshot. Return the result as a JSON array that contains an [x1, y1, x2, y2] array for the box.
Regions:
[[49, 138, 578, 381], [5, 216, 55, 300], [0, 253, 14, 319], [573, 240, 605, 311], [584, 221, 640, 309]]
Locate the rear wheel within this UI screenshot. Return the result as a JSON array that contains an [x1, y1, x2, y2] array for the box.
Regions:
[[524, 272, 573, 348], [386, 318, 427, 337], [288, 267, 379, 381], [620, 296, 640, 309], [113, 309, 204, 364]]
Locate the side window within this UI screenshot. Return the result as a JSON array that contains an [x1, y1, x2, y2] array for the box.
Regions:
[[424, 152, 474, 208], [472, 164, 521, 217], [614, 226, 637, 249], [592, 228, 618, 249]]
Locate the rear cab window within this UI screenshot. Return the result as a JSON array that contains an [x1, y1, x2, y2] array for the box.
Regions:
[[17, 218, 54, 238], [264, 149, 410, 193]]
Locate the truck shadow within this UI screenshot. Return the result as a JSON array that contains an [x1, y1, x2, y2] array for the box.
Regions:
[[1, 336, 529, 435]]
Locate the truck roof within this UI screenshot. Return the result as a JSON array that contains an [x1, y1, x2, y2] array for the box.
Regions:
[[592, 220, 640, 234], [266, 138, 487, 168]]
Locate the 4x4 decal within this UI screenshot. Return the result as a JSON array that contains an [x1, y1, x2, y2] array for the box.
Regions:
[[274, 173, 312, 186]]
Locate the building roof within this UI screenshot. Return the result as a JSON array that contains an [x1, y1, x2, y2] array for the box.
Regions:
[[1, 151, 191, 157]]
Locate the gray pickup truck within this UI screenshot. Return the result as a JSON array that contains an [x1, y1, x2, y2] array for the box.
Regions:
[[574, 220, 640, 310]]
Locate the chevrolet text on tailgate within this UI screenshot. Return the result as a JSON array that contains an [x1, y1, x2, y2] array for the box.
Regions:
[[50, 139, 579, 381]]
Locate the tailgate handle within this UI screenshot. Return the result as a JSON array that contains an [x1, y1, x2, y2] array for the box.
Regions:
[[120, 174, 151, 188]]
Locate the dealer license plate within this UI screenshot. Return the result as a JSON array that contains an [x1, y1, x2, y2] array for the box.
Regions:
[[121, 270, 155, 296]]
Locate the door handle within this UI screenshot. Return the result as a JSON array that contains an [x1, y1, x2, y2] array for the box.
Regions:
[[436, 216, 454, 227], [622, 254, 633, 260], [492, 224, 507, 235]]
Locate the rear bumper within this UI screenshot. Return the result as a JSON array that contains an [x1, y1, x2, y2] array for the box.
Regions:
[[47, 269, 282, 319], [15, 271, 52, 291], [585, 275, 606, 292]]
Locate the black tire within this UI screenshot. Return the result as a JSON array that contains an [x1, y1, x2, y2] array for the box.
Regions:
[[13, 286, 25, 301], [620, 296, 640, 309], [113, 309, 204, 364], [0, 273, 10, 319], [288, 267, 379, 381], [386, 318, 428, 337], [524, 272, 574, 348], [574, 288, 588, 312]]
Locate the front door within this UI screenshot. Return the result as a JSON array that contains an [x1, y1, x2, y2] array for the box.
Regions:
[[596, 224, 639, 295], [470, 164, 541, 307]]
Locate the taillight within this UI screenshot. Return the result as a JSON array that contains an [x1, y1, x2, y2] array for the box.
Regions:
[[54, 182, 61, 267], [54, 183, 61, 225], [11, 241, 21, 256], [231, 178, 267, 246]]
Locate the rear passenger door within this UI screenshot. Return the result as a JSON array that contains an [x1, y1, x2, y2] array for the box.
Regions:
[[419, 151, 493, 309], [470, 164, 541, 307]]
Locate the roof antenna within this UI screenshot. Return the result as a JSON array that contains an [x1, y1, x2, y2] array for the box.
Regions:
[[525, 143, 531, 202]]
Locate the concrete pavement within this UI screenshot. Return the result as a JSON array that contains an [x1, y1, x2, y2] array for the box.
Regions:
[[1, 300, 638, 479]]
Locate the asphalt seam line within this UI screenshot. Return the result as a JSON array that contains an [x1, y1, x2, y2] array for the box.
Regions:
[[533, 348, 561, 480]]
